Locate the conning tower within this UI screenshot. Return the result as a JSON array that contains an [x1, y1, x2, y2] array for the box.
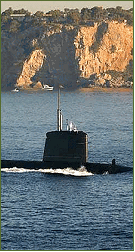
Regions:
[[43, 86, 88, 168]]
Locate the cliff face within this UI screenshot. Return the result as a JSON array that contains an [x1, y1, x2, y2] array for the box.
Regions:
[[75, 21, 133, 78], [16, 49, 45, 88], [1, 21, 133, 90], [35, 25, 79, 89]]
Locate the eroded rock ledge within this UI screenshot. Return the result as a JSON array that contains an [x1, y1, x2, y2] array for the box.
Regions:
[[1, 21, 133, 91]]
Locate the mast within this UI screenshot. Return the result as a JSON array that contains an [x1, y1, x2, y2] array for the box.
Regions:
[[57, 85, 63, 131]]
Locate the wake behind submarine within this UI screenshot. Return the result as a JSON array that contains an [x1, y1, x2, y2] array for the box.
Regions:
[[1, 86, 132, 174]]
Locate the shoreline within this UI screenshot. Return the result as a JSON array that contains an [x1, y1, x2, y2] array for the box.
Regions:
[[79, 87, 133, 93], [1, 87, 133, 93]]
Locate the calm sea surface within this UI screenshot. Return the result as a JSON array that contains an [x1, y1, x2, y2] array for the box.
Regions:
[[1, 90, 133, 250]]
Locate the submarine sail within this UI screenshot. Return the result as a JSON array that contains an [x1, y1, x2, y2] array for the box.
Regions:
[[43, 86, 88, 168]]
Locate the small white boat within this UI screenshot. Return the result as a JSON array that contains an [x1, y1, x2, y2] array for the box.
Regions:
[[42, 84, 53, 91], [11, 87, 19, 92]]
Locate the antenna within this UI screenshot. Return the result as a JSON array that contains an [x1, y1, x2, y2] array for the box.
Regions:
[[57, 85, 63, 131]]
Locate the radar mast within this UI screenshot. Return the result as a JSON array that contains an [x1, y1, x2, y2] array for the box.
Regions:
[[57, 85, 63, 131]]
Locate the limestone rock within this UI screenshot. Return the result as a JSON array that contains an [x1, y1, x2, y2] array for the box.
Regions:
[[1, 21, 133, 90], [75, 21, 133, 79], [16, 50, 45, 89]]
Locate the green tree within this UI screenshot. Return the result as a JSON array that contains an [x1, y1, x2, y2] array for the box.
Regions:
[[64, 8, 70, 15], [124, 12, 133, 25], [46, 9, 63, 22], [91, 6, 103, 21], [2, 7, 13, 15], [81, 8, 90, 22], [116, 6, 122, 12], [67, 9, 80, 24], [34, 11, 44, 17]]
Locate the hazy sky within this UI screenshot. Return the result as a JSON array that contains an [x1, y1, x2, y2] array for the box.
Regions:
[[1, 1, 133, 13]]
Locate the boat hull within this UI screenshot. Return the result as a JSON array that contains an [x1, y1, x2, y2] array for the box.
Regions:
[[1, 160, 132, 174]]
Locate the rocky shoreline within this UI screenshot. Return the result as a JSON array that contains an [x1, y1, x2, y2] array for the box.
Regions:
[[9, 84, 133, 93], [79, 87, 133, 93], [87, 80, 133, 89]]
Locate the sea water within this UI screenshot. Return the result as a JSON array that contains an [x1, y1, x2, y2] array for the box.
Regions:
[[1, 90, 133, 250]]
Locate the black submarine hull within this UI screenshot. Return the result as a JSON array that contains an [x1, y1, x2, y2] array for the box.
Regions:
[[1, 160, 132, 174]]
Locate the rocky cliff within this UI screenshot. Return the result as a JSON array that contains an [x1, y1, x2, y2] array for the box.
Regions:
[[75, 21, 133, 87], [16, 49, 45, 88], [1, 21, 133, 90]]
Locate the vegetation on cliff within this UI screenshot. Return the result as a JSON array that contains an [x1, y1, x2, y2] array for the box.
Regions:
[[2, 6, 133, 26], [1, 6, 133, 91]]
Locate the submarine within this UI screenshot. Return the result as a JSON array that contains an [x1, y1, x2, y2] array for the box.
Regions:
[[42, 86, 88, 169], [1, 86, 133, 174]]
